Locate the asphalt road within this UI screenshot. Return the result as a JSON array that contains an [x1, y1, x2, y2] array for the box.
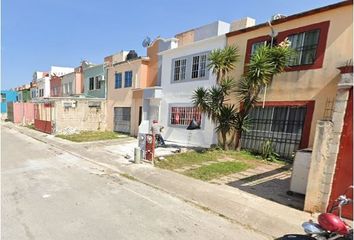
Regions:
[[1, 126, 267, 240]]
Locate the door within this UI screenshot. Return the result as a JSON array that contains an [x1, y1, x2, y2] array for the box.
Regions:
[[114, 107, 131, 133]]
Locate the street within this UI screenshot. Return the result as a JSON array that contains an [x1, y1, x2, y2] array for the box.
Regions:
[[1, 126, 267, 240]]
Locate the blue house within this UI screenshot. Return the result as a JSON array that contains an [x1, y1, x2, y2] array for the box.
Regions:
[[1, 90, 18, 116], [83, 64, 106, 98]]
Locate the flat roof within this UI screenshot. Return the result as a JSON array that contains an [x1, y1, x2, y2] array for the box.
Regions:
[[226, 0, 353, 37]]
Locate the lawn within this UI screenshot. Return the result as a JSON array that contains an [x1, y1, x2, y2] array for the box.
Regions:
[[184, 161, 250, 181], [155, 149, 261, 170], [56, 131, 127, 142]]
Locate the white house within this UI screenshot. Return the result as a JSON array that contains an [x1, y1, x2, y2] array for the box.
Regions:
[[146, 21, 230, 147], [32, 66, 74, 100]]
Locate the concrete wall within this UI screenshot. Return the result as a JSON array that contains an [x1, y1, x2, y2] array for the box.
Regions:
[[7, 102, 35, 124], [226, 4, 353, 148], [83, 64, 105, 98], [53, 99, 107, 134], [158, 35, 227, 147], [304, 71, 353, 214]]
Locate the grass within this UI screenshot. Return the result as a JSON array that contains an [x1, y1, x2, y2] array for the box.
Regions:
[[25, 124, 35, 130], [184, 161, 250, 181], [56, 131, 127, 142], [155, 148, 261, 170]]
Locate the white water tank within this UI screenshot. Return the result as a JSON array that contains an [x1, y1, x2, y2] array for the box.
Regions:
[[290, 148, 312, 195]]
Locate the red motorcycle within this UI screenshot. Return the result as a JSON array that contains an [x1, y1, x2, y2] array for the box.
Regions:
[[282, 186, 353, 240]]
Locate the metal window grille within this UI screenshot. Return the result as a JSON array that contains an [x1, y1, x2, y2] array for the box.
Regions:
[[241, 106, 307, 159], [180, 59, 186, 80], [124, 71, 132, 88], [95, 76, 101, 89], [115, 73, 122, 88], [170, 106, 201, 126], [288, 29, 320, 66]]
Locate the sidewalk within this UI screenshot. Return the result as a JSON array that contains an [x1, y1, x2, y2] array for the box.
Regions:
[[3, 122, 314, 239]]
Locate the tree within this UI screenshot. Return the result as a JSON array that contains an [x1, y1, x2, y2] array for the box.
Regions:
[[234, 38, 294, 151], [192, 46, 239, 150]]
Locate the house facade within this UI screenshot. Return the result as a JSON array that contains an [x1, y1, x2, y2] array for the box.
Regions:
[[61, 66, 84, 97], [83, 64, 105, 98], [16, 84, 31, 102], [156, 21, 231, 147], [1, 90, 18, 118], [226, 1, 353, 158], [106, 51, 149, 136], [50, 76, 62, 97]]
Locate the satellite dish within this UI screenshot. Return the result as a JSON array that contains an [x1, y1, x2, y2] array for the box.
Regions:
[[142, 36, 151, 48]]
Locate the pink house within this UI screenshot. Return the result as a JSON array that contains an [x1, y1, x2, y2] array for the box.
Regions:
[[50, 75, 62, 97]]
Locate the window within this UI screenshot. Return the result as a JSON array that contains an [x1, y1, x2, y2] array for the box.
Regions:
[[68, 82, 73, 94], [124, 71, 132, 88], [115, 73, 122, 88], [251, 41, 267, 55], [39, 89, 44, 97], [1, 93, 6, 102], [89, 77, 94, 90], [95, 76, 101, 89], [173, 59, 187, 81], [288, 29, 320, 66], [191, 54, 207, 79], [170, 106, 201, 127]]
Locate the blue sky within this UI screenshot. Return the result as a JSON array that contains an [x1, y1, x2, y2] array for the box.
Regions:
[[2, 0, 340, 90]]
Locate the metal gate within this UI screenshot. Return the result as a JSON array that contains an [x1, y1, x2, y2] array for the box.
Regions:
[[241, 105, 307, 159], [34, 103, 53, 134], [114, 107, 131, 133]]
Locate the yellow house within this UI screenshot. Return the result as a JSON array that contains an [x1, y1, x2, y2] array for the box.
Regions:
[[226, 0, 353, 158]]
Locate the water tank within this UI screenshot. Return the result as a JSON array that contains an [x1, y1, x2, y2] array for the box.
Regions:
[[126, 50, 138, 61]]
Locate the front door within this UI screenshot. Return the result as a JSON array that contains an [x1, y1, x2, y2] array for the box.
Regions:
[[114, 107, 131, 134]]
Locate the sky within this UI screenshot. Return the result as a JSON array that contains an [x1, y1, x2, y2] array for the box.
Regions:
[[2, 0, 341, 90]]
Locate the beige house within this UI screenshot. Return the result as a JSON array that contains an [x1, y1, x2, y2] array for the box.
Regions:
[[105, 51, 149, 136], [226, 1, 353, 158]]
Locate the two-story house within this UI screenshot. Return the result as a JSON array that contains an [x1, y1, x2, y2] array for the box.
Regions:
[[226, 0, 353, 159], [156, 21, 234, 147], [61, 63, 87, 97], [83, 63, 105, 98]]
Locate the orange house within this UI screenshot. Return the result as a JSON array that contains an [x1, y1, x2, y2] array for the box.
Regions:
[[226, 1, 353, 159]]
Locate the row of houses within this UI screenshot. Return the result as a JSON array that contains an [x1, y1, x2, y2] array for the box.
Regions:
[[2, 0, 353, 219]]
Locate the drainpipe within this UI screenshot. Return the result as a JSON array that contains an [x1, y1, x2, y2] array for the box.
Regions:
[[262, 21, 278, 108]]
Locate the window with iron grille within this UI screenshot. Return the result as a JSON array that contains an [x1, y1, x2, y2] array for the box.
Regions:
[[251, 41, 267, 55], [89, 77, 94, 90], [173, 59, 187, 81], [169, 106, 201, 127], [115, 73, 122, 88], [124, 71, 133, 88], [241, 105, 307, 159], [288, 29, 320, 66]]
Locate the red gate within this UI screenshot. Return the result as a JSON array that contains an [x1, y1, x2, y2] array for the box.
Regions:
[[34, 103, 53, 134], [327, 88, 353, 219]]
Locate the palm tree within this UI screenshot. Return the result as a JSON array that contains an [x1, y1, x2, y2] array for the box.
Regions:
[[192, 78, 236, 149], [234, 39, 294, 151], [208, 45, 240, 84]]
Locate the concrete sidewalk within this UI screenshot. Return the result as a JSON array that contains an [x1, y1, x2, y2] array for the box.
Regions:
[[3, 122, 314, 239]]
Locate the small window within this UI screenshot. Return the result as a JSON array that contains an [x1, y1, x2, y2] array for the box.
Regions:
[[170, 106, 201, 127], [69, 82, 73, 94], [1, 93, 6, 102], [115, 73, 122, 89], [251, 41, 267, 55], [95, 76, 101, 89], [89, 77, 94, 90], [191, 56, 200, 79], [288, 29, 320, 66], [124, 71, 132, 88]]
